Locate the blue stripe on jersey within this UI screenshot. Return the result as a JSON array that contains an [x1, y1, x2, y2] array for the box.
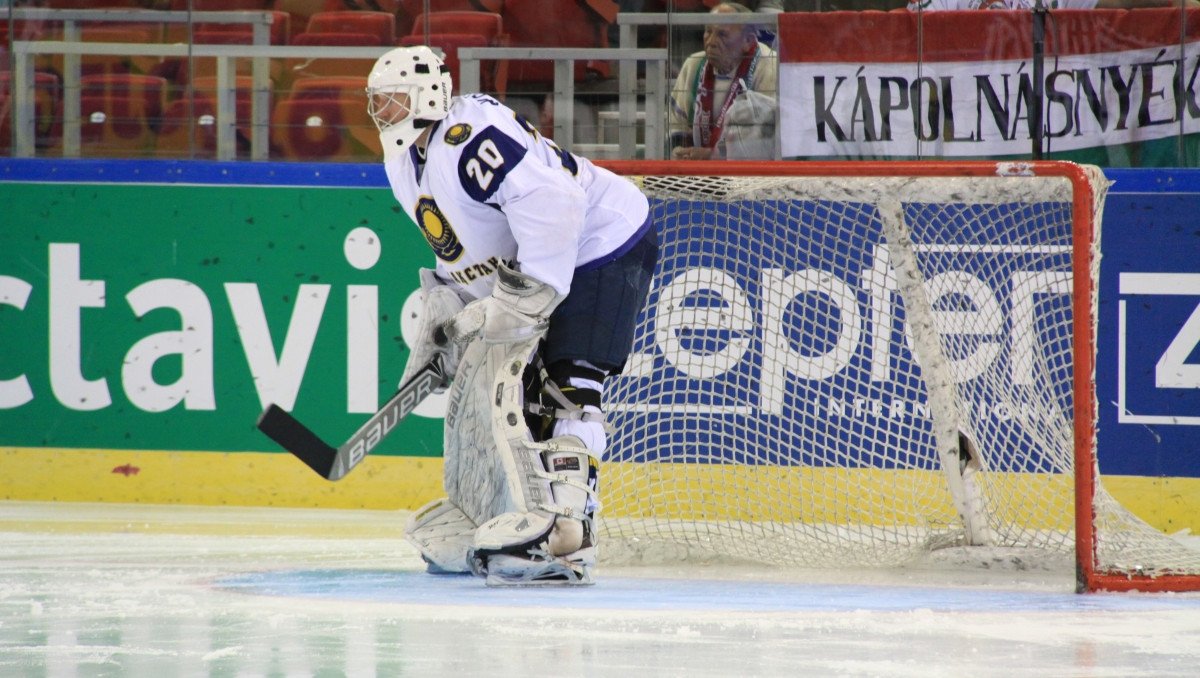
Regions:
[[576, 215, 654, 273], [513, 112, 579, 177], [456, 126, 528, 203], [559, 146, 580, 176]]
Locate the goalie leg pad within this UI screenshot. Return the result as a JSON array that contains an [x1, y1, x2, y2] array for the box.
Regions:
[[467, 435, 600, 587], [443, 320, 602, 586], [403, 497, 476, 574], [443, 333, 551, 525]]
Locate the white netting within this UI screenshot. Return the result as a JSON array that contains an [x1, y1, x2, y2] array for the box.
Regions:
[[596, 164, 1200, 587]]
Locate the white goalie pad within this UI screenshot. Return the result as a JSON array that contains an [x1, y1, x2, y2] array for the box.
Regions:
[[466, 436, 601, 586], [443, 331, 551, 525], [403, 497, 476, 574], [443, 330, 601, 585]]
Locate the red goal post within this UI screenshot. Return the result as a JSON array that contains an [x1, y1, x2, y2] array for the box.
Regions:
[[593, 160, 1200, 593]]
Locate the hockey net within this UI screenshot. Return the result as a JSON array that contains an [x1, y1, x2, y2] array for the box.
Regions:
[[594, 160, 1200, 593]]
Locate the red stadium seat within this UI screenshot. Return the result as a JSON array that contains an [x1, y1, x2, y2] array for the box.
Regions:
[[45, 0, 139, 8], [283, 34, 379, 83], [194, 29, 255, 45], [289, 76, 368, 101], [154, 10, 286, 95], [500, 0, 616, 88], [191, 74, 258, 98], [291, 32, 382, 47], [172, 13, 290, 93], [642, 0, 714, 9], [276, 0, 331, 43], [59, 27, 162, 79], [284, 34, 380, 84], [270, 96, 381, 162], [302, 11, 396, 46], [78, 74, 169, 157], [189, 11, 291, 46], [406, 12, 507, 97], [2, 20, 52, 49], [0, 71, 63, 153], [156, 96, 228, 159], [190, 74, 266, 138], [396, 0, 502, 37], [79, 95, 158, 157], [1, 20, 47, 38], [409, 10, 503, 43], [81, 74, 168, 120], [156, 83, 269, 159], [170, 0, 272, 9]]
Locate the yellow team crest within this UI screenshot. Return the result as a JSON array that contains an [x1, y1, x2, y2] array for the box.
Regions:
[[415, 197, 464, 262], [443, 123, 472, 145]]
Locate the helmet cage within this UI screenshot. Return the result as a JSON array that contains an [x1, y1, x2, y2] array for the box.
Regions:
[[366, 46, 453, 152], [367, 85, 416, 132]]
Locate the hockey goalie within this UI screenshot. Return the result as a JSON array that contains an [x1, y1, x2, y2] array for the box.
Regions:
[[367, 46, 658, 586]]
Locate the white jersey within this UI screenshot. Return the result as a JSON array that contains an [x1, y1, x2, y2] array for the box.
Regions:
[[382, 94, 650, 301], [907, 0, 1096, 8]]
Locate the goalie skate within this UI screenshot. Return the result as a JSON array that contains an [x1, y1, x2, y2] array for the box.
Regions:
[[467, 510, 596, 587], [467, 435, 600, 587], [475, 548, 596, 587]]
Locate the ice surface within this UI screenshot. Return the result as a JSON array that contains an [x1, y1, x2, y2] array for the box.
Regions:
[[2, 501, 1198, 678]]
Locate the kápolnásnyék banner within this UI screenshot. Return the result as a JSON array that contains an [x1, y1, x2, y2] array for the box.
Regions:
[[777, 9, 1200, 165]]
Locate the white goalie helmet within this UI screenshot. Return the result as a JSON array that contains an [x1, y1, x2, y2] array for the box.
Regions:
[[367, 46, 453, 153]]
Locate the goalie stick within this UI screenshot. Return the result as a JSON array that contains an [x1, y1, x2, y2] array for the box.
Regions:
[[257, 330, 449, 481]]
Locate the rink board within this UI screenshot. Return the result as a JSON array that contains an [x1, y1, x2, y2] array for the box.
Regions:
[[1, 160, 1199, 534], [2, 446, 1197, 533]]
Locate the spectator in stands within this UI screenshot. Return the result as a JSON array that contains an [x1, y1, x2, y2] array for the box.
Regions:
[[668, 2, 778, 160], [909, 0, 1195, 8]]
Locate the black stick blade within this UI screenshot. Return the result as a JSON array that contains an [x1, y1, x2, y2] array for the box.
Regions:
[[256, 404, 338, 479]]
